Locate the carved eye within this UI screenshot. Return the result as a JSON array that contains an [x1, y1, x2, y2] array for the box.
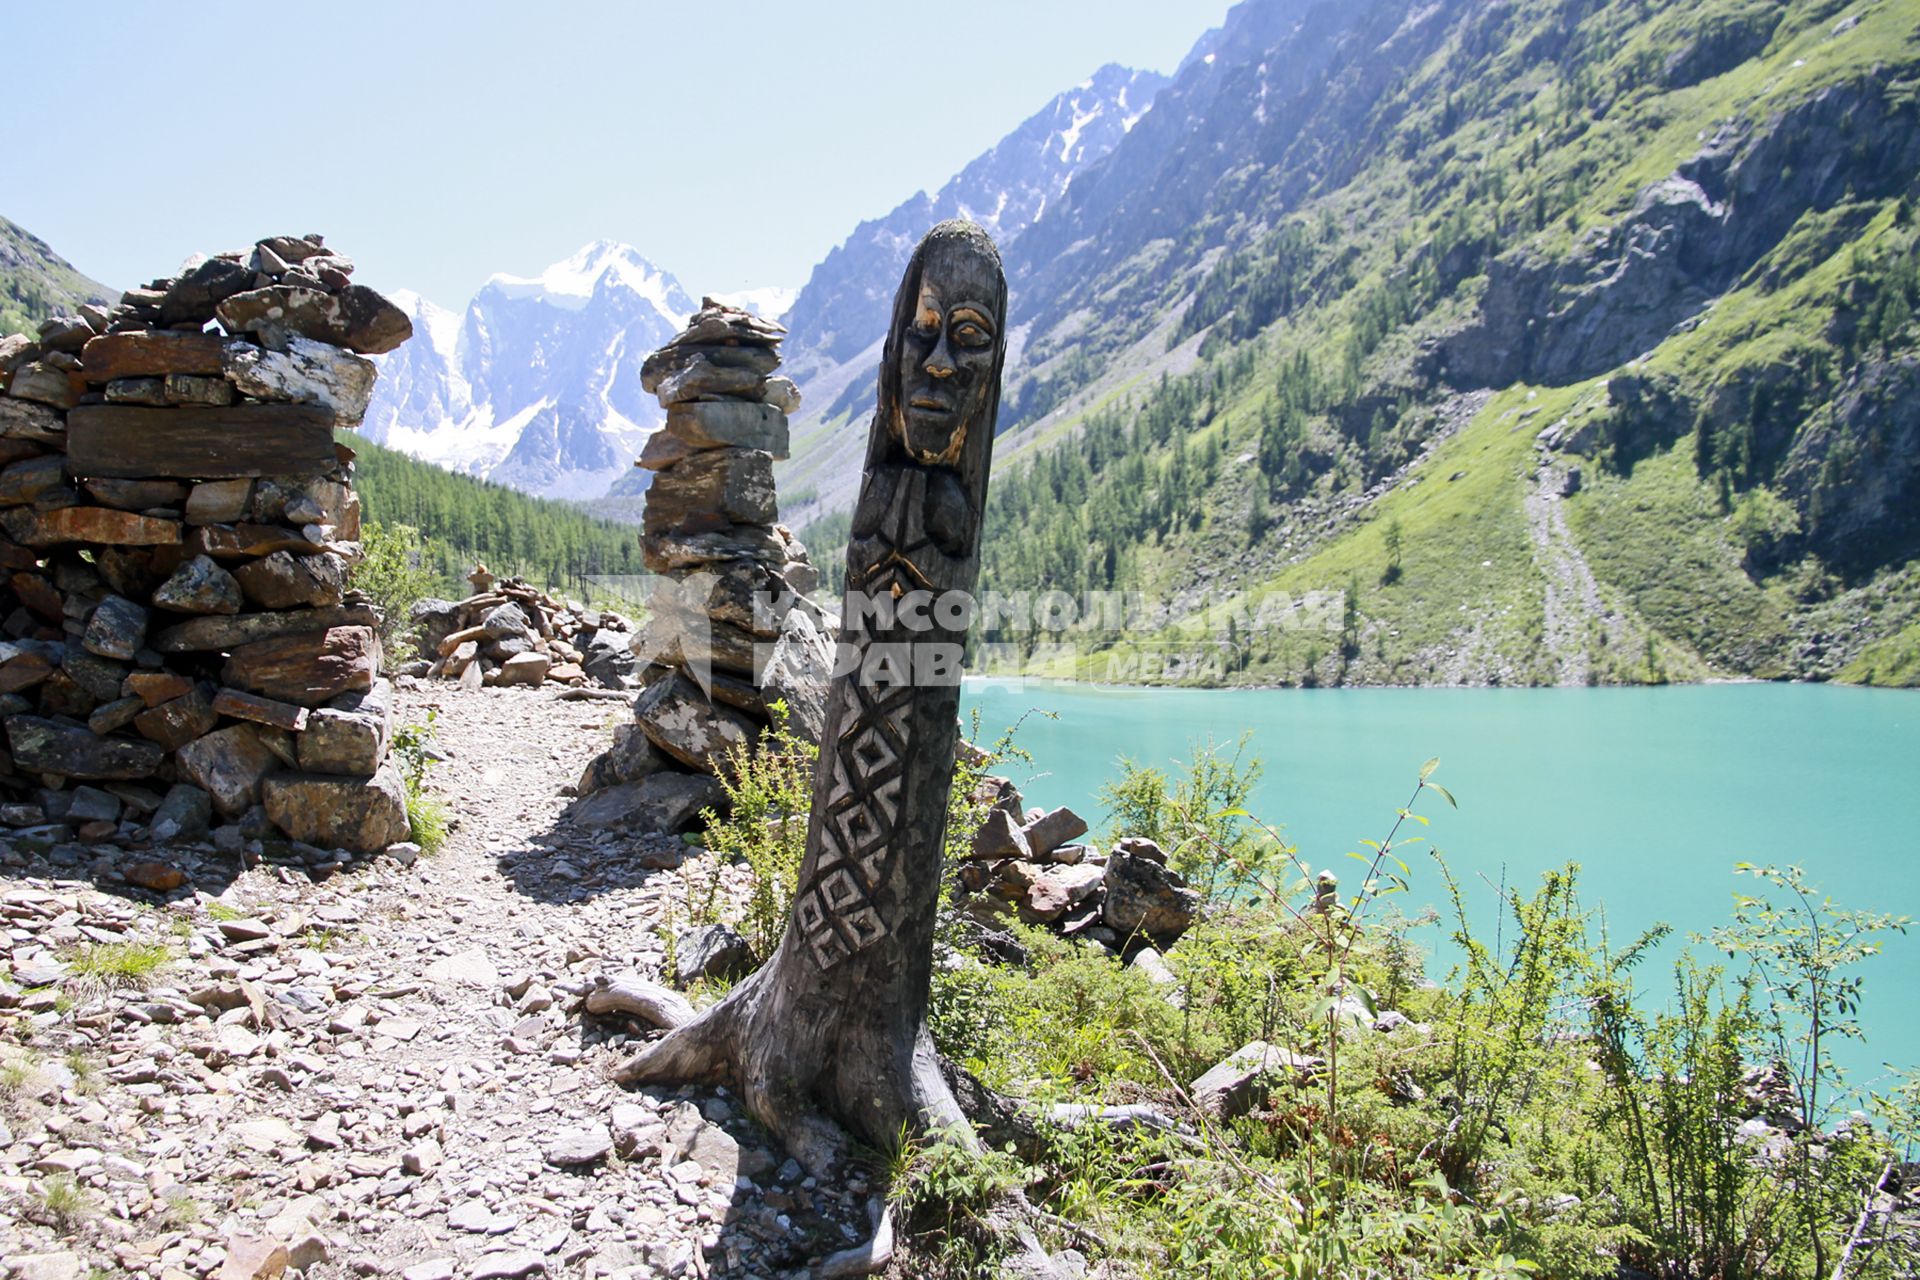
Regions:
[[952, 321, 992, 348]]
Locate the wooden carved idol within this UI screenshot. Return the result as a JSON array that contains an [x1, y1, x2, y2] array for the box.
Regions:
[[617, 220, 1008, 1176]]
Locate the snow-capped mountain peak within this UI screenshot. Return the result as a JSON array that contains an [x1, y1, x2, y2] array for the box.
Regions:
[[482, 240, 694, 320], [362, 242, 703, 499], [385, 289, 464, 353]]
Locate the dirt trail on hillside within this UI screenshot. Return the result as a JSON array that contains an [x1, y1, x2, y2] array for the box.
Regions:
[[1523, 455, 1614, 686]]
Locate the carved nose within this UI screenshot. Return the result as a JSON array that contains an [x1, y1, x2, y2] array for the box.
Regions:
[[924, 333, 956, 377]]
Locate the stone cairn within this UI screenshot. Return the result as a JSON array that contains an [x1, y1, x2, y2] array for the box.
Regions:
[[958, 776, 1200, 963], [407, 572, 635, 691], [0, 235, 417, 859], [570, 300, 832, 834]]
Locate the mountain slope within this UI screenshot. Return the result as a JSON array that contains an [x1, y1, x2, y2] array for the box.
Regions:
[[805, 0, 1920, 688], [776, 62, 1170, 521], [361, 242, 697, 500], [0, 215, 114, 337]]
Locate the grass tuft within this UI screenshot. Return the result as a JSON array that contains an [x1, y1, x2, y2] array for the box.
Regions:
[[34, 1174, 91, 1228], [65, 940, 172, 991]]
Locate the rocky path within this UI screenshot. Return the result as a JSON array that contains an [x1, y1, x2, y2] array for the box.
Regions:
[[1522, 448, 1618, 687], [1, 683, 871, 1280]]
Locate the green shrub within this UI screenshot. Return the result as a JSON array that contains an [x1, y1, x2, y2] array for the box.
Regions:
[[350, 521, 442, 664], [700, 700, 818, 961], [888, 1129, 1030, 1275], [926, 749, 1910, 1280], [391, 711, 450, 854], [1098, 733, 1278, 903]]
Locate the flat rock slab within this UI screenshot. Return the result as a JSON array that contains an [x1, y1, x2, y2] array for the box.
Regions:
[[215, 283, 412, 356], [66, 404, 338, 478], [234, 549, 349, 610], [297, 677, 391, 775], [642, 447, 777, 534], [5, 715, 166, 780], [222, 626, 378, 707], [177, 723, 285, 817], [154, 603, 380, 652], [543, 1126, 612, 1166], [565, 770, 722, 834], [425, 948, 498, 988], [0, 396, 66, 443], [212, 688, 311, 732], [1191, 1041, 1324, 1119], [631, 672, 758, 773], [663, 399, 789, 456], [447, 1202, 518, 1234], [79, 331, 227, 380], [222, 337, 376, 427], [468, 1250, 545, 1280], [153, 554, 245, 615], [1023, 806, 1090, 857], [13, 505, 182, 547]]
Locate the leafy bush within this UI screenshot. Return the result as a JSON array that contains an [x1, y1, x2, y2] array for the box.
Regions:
[[888, 1129, 1030, 1275], [1590, 947, 1785, 1278], [391, 711, 450, 854], [1098, 733, 1277, 902], [699, 701, 818, 961], [350, 521, 442, 665]]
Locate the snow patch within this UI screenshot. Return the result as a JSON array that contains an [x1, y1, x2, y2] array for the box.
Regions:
[[709, 286, 799, 321]]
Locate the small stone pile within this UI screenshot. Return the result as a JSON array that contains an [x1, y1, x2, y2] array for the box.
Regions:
[[571, 301, 833, 833], [407, 569, 636, 691], [956, 776, 1201, 955], [0, 235, 416, 857]]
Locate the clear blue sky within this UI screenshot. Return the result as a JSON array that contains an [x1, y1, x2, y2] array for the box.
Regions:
[[6, 0, 1229, 308]]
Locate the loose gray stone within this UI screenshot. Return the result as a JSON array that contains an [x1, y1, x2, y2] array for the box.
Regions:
[[176, 723, 285, 816], [565, 770, 722, 834], [66, 785, 122, 824], [84, 595, 149, 661], [543, 1126, 612, 1167], [261, 761, 409, 853], [151, 783, 214, 842], [221, 336, 377, 428], [673, 923, 755, 986], [468, 1250, 544, 1280], [481, 602, 531, 641]]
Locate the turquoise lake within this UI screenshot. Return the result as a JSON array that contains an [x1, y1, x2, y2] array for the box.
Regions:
[[957, 679, 1920, 1092]]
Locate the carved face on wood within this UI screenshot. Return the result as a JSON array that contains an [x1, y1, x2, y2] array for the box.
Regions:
[[890, 231, 1006, 468]]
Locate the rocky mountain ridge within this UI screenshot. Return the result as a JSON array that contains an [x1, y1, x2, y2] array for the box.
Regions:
[[0, 215, 114, 341], [815, 0, 1920, 688], [358, 243, 698, 500]]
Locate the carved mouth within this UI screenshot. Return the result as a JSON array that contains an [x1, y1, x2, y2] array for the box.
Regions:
[[908, 394, 952, 414]]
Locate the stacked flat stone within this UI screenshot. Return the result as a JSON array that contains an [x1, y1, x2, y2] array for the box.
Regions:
[[406, 575, 634, 690], [0, 235, 417, 857], [956, 778, 1200, 953], [569, 300, 832, 835]]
